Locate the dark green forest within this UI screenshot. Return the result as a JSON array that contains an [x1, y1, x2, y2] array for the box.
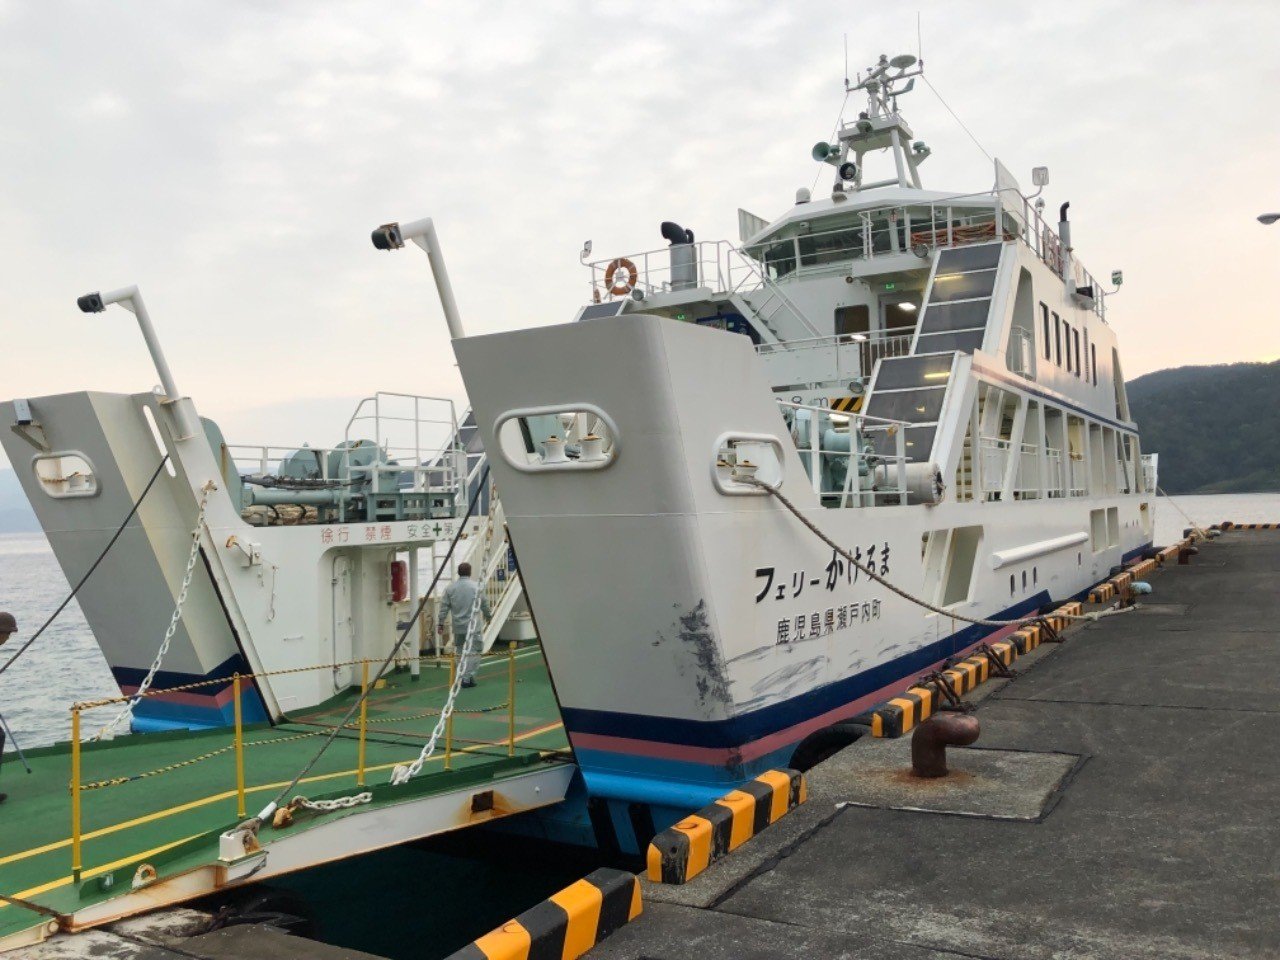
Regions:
[[1128, 360, 1280, 494]]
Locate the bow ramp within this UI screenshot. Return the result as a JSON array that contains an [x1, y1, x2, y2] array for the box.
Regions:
[[0, 646, 571, 951]]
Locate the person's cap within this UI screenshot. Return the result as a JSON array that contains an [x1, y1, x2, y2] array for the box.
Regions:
[[0, 611, 16, 634]]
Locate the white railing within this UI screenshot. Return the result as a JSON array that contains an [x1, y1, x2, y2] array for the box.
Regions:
[[583, 185, 1107, 322], [741, 201, 999, 282], [755, 330, 914, 387], [1046, 446, 1065, 497], [1007, 326, 1035, 379], [344, 392, 465, 495], [774, 399, 913, 507], [222, 393, 468, 524], [998, 192, 1108, 321], [1140, 453, 1158, 493], [979, 436, 1010, 497], [976, 437, 1047, 500], [584, 239, 822, 340], [1016, 442, 1041, 498], [1068, 454, 1088, 497]]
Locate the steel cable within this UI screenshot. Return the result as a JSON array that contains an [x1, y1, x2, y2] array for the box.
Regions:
[[739, 476, 1133, 628], [0, 455, 171, 678]]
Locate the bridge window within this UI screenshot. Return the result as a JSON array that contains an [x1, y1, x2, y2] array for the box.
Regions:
[[1053, 313, 1062, 365], [1041, 303, 1050, 360]]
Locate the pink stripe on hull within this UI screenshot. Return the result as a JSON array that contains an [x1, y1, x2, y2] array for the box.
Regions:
[[117, 678, 254, 711], [570, 624, 1017, 765]]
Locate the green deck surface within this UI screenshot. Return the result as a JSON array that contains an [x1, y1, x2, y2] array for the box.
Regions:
[[0, 648, 569, 945]]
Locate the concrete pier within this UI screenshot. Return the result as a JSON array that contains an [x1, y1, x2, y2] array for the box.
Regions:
[[596, 530, 1280, 960]]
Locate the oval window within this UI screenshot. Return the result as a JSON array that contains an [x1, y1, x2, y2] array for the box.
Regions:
[[33, 452, 99, 499]]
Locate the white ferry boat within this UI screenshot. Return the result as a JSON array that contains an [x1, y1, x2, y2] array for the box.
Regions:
[[450, 53, 1157, 815]]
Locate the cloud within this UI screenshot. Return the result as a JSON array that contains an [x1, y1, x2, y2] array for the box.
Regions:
[[0, 0, 1278, 470]]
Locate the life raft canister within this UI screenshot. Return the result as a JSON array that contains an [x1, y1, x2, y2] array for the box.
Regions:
[[604, 258, 638, 296]]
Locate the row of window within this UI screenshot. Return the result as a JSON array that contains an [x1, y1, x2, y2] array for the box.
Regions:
[[1040, 303, 1098, 386]]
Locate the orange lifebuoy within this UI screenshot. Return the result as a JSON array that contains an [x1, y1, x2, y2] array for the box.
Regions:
[[604, 258, 638, 297]]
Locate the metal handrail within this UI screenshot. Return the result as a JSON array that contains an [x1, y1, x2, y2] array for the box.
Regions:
[[772, 398, 911, 506], [67, 644, 530, 881], [582, 181, 1107, 322]]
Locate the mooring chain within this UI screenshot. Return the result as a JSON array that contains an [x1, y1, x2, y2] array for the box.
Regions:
[[96, 480, 218, 740], [737, 476, 1134, 628], [390, 480, 498, 785], [295, 792, 373, 812]]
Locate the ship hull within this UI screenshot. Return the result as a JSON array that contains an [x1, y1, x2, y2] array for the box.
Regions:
[[456, 314, 1154, 808]]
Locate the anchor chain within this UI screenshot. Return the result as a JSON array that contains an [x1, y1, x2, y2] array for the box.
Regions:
[[296, 792, 373, 812], [96, 480, 218, 740], [390, 478, 499, 785]]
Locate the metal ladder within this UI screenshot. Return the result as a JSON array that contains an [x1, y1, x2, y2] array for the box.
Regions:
[[725, 247, 821, 343]]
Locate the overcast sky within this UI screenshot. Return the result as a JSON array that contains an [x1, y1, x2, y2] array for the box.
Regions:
[[1, 1, 1277, 467]]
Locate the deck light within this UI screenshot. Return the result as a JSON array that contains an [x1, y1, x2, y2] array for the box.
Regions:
[[370, 217, 467, 340], [74, 285, 200, 440], [898, 302, 918, 312]]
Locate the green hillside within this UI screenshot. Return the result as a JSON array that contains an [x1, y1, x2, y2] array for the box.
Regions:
[[1128, 360, 1280, 494]]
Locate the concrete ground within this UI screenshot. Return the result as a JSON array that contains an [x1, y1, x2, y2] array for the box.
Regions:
[[595, 531, 1280, 960]]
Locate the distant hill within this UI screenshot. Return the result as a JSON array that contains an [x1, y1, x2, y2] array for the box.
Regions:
[[0, 468, 39, 533], [1128, 360, 1280, 494]]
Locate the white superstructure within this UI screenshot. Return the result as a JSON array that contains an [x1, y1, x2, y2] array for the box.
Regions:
[[452, 54, 1156, 811]]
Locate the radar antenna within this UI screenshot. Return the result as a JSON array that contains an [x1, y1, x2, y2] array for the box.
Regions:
[[847, 52, 923, 118], [809, 52, 930, 194]]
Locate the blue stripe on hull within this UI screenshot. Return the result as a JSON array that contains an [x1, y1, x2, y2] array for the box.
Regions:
[[111, 652, 271, 731], [563, 593, 1049, 750], [567, 543, 1153, 801]]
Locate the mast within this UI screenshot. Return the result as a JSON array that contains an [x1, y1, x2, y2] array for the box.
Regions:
[[811, 53, 931, 195]]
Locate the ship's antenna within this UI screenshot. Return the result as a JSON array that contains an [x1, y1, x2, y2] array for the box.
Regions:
[[844, 33, 849, 87], [917, 11, 923, 68]]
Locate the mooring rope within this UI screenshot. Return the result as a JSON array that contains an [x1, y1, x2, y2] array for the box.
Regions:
[[0, 455, 171, 679], [81, 729, 322, 791], [96, 480, 218, 740], [1156, 486, 1212, 540], [738, 476, 1134, 628]]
